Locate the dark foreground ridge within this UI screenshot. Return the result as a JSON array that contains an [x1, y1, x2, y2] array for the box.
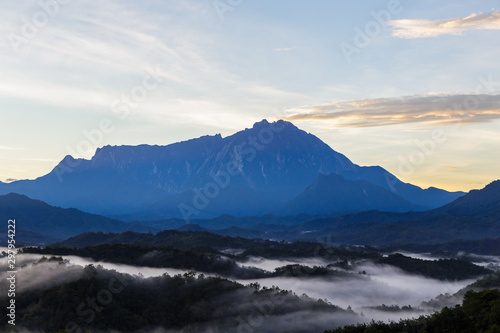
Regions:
[[0, 261, 354, 332], [325, 289, 500, 333]]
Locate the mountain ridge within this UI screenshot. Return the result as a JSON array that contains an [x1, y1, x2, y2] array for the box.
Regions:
[[0, 193, 157, 241], [279, 173, 423, 215], [1, 178, 498, 247], [0, 120, 464, 219], [225, 179, 500, 245]]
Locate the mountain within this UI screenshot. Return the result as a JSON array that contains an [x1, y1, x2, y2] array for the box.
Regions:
[[130, 213, 346, 230], [205, 180, 500, 246], [298, 180, 500, 245], [52, 229, 263, 249], [0, 193, 156, 241], [0, 120, 463, 219], [4, 179, 498, 247], [279, 173, 422, 215], [432, 180, 500, 217], [386, 237, 500, 256]]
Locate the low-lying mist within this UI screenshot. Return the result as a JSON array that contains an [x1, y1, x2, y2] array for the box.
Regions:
[[3, 256, 362, 332], [393, 251, 500, 269], [0, 253, 83, 293], [238, 256, 329, 271], [4, 250, 498, 331], [234, 255, 493, 323]]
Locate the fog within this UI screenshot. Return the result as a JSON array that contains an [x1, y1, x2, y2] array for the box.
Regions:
[[0, 252, 198, 299], [389, 251, 440, 261], [3, 250, 496, 331], [1, 254, 362, 333], [391, 251, 500, 270], [61, 255, 193, 278], [463, 253, 500, 270], [168, 310, 361, 333], [238, 255, 479, 308], [236, 260, 478, 322], [0, 253, 84, 293], [238, 256, 329, 271], [2, 252, 482, 307]]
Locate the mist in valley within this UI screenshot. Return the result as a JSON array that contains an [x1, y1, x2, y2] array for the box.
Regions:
[[4, 249, 498, 331], [236, 261, 476, 322], [238, 256, 330, 271]]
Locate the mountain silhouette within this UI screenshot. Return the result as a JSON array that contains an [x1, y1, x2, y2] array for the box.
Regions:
[[0, 193, 156, 241], [0, 120, 463, 219]]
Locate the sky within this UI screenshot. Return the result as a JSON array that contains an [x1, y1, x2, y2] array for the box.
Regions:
[[0, 0, 499, 192]]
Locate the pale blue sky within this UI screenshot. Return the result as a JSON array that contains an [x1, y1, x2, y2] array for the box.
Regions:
[[0, 0, 499, 191]]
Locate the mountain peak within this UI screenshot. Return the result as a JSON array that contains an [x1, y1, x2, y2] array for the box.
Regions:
[[252, 119, 270, 129], [0, 192, 48, 208], [62, 154, 78, 162], [249, 119, 297, 132], [49, 155, 85, 174], [2, 192, 30, 200]]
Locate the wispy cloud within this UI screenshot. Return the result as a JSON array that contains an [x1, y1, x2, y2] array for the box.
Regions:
[[273, 47, 299, 52], [281, 93, 500, 128], [0, 146, 23, 150], [442, 166, 462, 170], [390, 11, 500, 38], [0, 156, 59, 162], [0, 1, 307, 127]]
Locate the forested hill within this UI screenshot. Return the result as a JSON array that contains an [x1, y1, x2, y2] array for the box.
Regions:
[[325, 289, 500, 333]]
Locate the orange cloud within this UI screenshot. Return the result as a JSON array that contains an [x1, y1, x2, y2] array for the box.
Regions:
[[281, 93, 500, 128], [390, 11, 500, 38]]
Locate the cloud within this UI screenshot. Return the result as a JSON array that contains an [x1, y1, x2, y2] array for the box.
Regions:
[[442, 166, 461, 170], [281, 93, 500, 128], [0, 146, 23, 150], [0, 1, 307, 132], [0, 156, 60, 162], [390, 11, 500, 39], [273, 47, 298, 52]]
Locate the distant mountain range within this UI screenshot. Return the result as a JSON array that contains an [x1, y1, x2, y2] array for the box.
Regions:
[[0, 193, 156, 243], [217, 180, 500, 245], [0, 120, 464, 220], [2, 180, 499, 247]]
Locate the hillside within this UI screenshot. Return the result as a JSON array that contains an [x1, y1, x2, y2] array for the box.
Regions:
[[280, 173, 422, 214], [0, 193, 156, 241]]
